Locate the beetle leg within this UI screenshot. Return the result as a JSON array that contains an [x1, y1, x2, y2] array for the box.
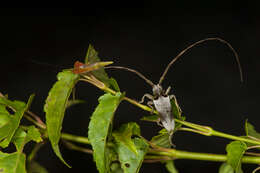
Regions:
[[169, 94, 174, 100], [165, 86, 171, 95], [169, 131, 176, 147], [170, 94, 182, 114], [156, 118, 164, 127], [139, 93, 154, 103], [147, 100, 155, 114]]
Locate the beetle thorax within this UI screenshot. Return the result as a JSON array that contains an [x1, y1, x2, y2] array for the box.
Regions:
[[152, 84, 163, 97]]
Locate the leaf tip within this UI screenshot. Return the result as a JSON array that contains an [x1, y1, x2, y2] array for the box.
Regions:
[[52, 144, 71, 168]]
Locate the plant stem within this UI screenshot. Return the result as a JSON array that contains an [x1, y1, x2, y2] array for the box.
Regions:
[[62, 141, 93, 154], [23, 110, 92, 146], [59, 130, 260, 165], [27, 142, 45, 163], [148, 148, 260, 164], [24, 114, 46, 129], [59, 131, 260, 164], [213, 130, 260, 145], [26, 110, 46, 128], [175, 119, 260, 145], [59, 130, 260, 164], [61, 133, 90, 145]]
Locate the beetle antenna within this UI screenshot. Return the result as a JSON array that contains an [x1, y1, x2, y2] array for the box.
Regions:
[[158, 37, 244, 85], [105, 66, 155, 87]]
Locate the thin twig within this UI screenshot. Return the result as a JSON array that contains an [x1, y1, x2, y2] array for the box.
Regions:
[[27, 142, 45, 163], [26, 111, 46, 129], [244, 152, 260, 157], [144, 157, 172, 163], [247, 145, 260, 150], [24, 114, 46, 129], [253, 166, 260, 173], [248, 136, 260, 142], [62, 141, 93, 154]]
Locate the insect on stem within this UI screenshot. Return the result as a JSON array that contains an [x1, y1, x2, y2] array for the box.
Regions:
[[104, 38, 244, 147]]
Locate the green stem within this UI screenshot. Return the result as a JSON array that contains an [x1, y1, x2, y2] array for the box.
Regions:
[[24, 111, 92, 146], [26, 110, 46, 128], [27, 142, 45, 163], [176, 119, 260, 145], [61, 133, 90, 145], [123, 97, 155, 113], [62, 141, 93, 154], [146, 147, 260, 164], [60, 130, 260, 164], [213, 130, 260, 145], [60, 131, 260, 164], [24, 114, 46, 129], [155, 149, 260, 164], [169, 149, 226, 162]]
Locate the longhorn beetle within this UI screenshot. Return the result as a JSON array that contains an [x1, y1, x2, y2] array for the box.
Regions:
[[106, 37, 243, 146]]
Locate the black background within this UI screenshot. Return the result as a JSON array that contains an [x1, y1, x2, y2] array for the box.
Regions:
[[0, 5, 260, 172]]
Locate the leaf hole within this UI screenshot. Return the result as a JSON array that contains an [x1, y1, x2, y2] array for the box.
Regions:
[[131, 135, 139, 139], [6, 107, 15, 115], [125, 163, 130, 168]]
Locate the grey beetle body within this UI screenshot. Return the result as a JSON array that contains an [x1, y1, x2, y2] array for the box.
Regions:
[[151, 84, 175, 133], [153, 95, 175, 132]]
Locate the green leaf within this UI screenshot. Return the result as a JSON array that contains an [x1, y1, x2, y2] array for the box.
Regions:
[[0, 151, 9, 159], [85, 44, 111, 87], [226, 141, 247, 173], [0, 104, 9, 114], [106, 146, 123, 173], [0, 111, 11, 128], [0, 95, 34, 148], [44, 70, 79, 167], [0, 151, 26, 173], [109, 77, 120, 92], [170, 99, 181, 119], [165, 160, 178, 173], [151, 129, 172, 148], [113, 122, 141, 156], [12, 128, 27, 152], [219, 163, 234, 173], [170, 99, 185, 131], [110, 162, 124, 173], [107, 147, 123, 173], [88, 92, 123, 173], [26, 126, 42, 143], [113, 128, 149, 173], [12, 126, 42, 152], [245, 120, 260, 139], [28, 161, 48, 173]]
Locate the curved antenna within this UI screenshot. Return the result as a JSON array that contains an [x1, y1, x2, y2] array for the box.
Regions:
[[105, 66, 155, 87], [158, 37, 244, 85]]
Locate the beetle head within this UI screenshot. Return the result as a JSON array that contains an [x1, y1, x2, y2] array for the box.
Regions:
[[152, 84, 164, 97]]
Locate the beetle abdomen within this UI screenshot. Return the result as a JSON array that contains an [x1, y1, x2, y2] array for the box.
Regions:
[[153, 96, 175, 132]]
